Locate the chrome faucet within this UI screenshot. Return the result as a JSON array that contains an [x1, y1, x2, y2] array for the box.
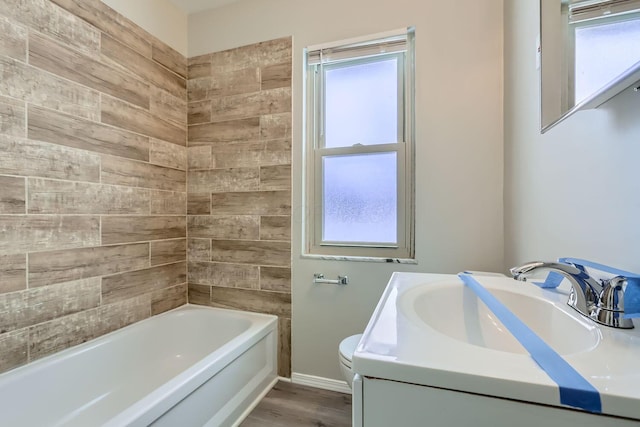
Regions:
[[510, 261, 634, 329]]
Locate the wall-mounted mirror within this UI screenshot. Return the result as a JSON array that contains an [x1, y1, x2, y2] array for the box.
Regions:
[[540, 0, 640, 132]]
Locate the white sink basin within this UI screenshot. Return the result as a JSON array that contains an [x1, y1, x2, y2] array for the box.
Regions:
[[353, 272, 640, 421], [397, 280, 600, 355]]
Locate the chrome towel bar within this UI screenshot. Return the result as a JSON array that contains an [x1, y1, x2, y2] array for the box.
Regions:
[[313, 273, 349, 285]]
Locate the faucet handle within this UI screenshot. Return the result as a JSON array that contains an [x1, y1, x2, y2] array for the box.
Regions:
[[597, 276, 635, 328], [599, 276, 627, 312]]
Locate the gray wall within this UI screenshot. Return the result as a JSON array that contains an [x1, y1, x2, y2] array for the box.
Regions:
[[101, 0, 188, 55], [504, 0, 640, 273]]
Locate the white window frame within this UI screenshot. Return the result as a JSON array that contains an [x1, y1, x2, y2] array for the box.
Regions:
[[303, 28, 415, 260]]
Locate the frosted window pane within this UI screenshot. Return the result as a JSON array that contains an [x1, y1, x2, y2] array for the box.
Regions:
[[322, 153, 397, 244], [324, 58, 399, 148], [574, 18, 640, 104]]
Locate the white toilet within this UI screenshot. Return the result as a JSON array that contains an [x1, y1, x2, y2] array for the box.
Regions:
[[338, 334, 363, 389]]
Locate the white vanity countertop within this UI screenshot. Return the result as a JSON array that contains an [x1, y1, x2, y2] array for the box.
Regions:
[[352, 272, 640, 421]]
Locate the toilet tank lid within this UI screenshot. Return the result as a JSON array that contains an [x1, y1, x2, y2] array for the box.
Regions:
[[339, 334, 363, 360]]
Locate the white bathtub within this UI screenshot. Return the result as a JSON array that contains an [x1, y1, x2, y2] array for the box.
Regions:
[[0, 304, 278, 427]]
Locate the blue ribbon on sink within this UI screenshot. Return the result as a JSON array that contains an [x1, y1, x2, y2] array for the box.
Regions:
[[458, 273, 602, 413]]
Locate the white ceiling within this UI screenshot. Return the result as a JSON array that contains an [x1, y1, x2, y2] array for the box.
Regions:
[[166, 0, 241, 14]]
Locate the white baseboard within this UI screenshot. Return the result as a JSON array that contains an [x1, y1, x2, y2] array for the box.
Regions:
[[291, 372, 352, 394]]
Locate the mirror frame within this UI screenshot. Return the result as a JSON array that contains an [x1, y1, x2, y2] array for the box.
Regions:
[[540, 0, 640, 133]]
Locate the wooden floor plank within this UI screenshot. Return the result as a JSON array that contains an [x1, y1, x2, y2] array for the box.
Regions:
[[241, 381, 352, 427]]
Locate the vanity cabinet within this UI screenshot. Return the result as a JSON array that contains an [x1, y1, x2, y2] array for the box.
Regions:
[[353, 375, 639, 427]]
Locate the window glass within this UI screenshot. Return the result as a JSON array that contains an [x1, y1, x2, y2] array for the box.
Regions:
[[324, 58, 399, 148], [305, 28, 414, 259], [574, 17, 640, 103], [322, 152, 397, 244]]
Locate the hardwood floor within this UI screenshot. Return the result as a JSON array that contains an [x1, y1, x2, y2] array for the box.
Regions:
[[240, 381, 352, 427]]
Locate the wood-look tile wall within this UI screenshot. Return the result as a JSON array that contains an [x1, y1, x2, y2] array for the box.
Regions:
[[0, 0, 187, 374], [186, 38, 293, 377]]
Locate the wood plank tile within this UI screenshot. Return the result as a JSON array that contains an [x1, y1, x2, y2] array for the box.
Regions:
[[260, 267, 291, 293], [101, 95, 186, 146], [0, 56, 100, 121], [261, 62, 292, 90], [266, 138, 292, 156], [0, 95, 25, 137], [0, 278, 100, 334], [97, 296, 151, 334], [150, 138, 186, 171], [187, 100, 211, 125], [29, 31, 149, 109], [27, 178, 149, 215], [0, 176, 25, 214], [187, 238, 210, 262], [150, 239, 186, 266], [102, 261, 186, 304], [188, 215, 259, 240], [101, 34, 185, 99], [187, 68, 260, 102], [29, 296, 150, 361], [28, 105, 149, 161], [209, 37, 291, 74], [256, 37, 293, 67], [149, 190, 187, 215], [187, 283, 210, 305], [187, 146, 211, 170], [188, 117, 260, 145], [101, 155, 185, 192], [208, 286, 290, 317], [0, 16, 26, 62], [210, 139, 291, 169], [0, 254, 26, 294], [210, 191, 291, 216], [187, 193, 210, 215], [188, 168, 259, 193], [151, 283, 186, 315], [210, 240, 290, 267], [150, 87, 186, 128], [28, 243, 150, 288], [261, 113, 291, 141], [187, 54, 212, 79], [0, 215, 100, 255], [240, 381, 351, 427], [0, 135, 100, 182], [278, 317, 291, 377], [261, 165, 291, 190], [208, 44, 260, 74], [101, 216, 186, 245], [0, 330, 28, 374], [151, 40, 187, 78], [186, 79, 208, 104], [260, 216, 291, 241], [50, 0, 152, 58], [0, 0, 100, 58], [209, 87, 291, 123], [188, 261, 259, 289], [149, 189, 187, 215]]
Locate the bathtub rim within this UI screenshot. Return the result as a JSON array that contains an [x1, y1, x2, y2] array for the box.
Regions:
[[0, 303, 278, 427], [107, 304, 278, 426]]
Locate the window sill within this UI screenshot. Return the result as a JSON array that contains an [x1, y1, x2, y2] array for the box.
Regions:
[[300, 253, 417, 264]]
